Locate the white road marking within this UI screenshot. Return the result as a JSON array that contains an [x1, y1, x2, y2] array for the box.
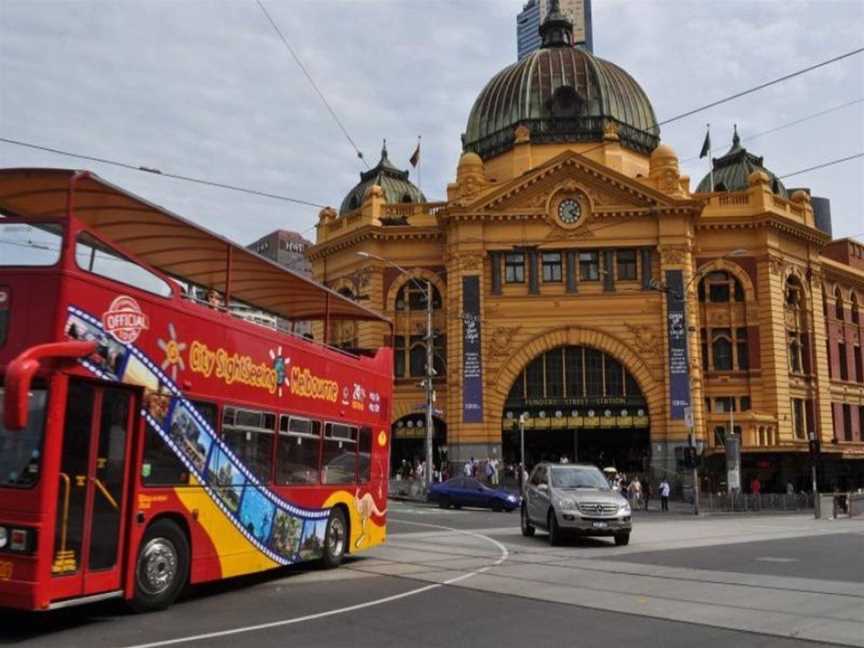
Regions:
[[755, 557, 799, 563], [119, 519, 509, 648]]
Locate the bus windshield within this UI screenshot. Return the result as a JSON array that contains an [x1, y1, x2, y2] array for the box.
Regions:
[[0, 222, 63, 266], [0, 387, 46, 488]]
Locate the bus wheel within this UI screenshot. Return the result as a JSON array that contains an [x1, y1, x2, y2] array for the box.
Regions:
[[321, 508, 347, 569], [131, 519, 189, 612]]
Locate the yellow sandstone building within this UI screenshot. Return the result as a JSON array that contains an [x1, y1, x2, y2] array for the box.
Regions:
[[308, 8, 864, 491]]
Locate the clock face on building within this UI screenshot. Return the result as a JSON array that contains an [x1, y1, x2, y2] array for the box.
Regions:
[[557, 198, 582, 225]]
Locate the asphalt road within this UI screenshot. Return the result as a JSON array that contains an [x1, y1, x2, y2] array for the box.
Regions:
[[1, 504, 861, 648]]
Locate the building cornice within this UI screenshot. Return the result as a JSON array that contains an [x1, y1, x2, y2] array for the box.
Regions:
[[307, 225, 443, 261], [819, 256, 864, 285]]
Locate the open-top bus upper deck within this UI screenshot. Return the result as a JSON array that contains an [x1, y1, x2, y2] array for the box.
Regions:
[[0, 168, 393, 611]]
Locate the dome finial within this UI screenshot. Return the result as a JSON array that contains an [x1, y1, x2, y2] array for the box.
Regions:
[[732, 124, 740, 147], [540, 0, 573, 48], [381, 138, 388, 159]]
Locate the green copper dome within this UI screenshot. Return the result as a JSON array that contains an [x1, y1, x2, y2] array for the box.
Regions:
[[463, 3, 659, 160], [696, 127, 787, 197], [339, 142, 426, 215]]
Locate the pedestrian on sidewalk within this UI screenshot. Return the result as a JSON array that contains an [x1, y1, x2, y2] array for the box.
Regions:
[[628, 477, 642, 509], [659, 478, 670, 512]]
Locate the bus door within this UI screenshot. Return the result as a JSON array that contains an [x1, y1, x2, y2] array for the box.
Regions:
[[50, 379, 135, 601]]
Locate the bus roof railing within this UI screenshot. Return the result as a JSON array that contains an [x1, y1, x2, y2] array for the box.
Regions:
[[0, 168, 389, 325]]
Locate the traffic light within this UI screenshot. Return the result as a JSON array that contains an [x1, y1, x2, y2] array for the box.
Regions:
[[808, 437, 821, 459], [683, 446, 699, 469]]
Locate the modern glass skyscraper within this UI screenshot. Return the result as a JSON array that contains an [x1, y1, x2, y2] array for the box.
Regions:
[[517, 0, 593, 60]]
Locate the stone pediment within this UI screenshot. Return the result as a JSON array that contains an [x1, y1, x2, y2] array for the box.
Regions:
[[456, 151, 691, 216]]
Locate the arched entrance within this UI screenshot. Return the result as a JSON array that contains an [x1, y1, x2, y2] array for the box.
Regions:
[[390, 414, 447, 477], [501, 345, 650, 472]]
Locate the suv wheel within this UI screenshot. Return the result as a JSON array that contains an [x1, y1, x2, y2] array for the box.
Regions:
[[548, 510, 563, 546], [614, 533, 630, 546], [520, 504, 535, 537], [438, 496, 450, 509]]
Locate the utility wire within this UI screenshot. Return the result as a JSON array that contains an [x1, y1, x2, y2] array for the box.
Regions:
[[779, 152, 864, 179], [0, 136, 327, 208], [256, 0, 369, 169], [2, 46, 862, 209], [656, 47, 864, 126], [679, 98, 864, 163]]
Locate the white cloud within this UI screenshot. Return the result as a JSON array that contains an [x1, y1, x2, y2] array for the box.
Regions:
[[0, 0, 861, 243]]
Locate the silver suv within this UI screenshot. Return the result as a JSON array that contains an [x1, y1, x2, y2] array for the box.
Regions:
[[521, 463, 632, 546]]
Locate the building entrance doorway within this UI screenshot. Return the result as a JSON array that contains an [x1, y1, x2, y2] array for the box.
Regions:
[[390, 415, 446, 477], [501, 345, 650, 473]]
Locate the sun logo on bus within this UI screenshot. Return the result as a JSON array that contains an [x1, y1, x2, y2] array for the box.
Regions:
[[157, 323, 186, 381], [268, 346, 290, 397]]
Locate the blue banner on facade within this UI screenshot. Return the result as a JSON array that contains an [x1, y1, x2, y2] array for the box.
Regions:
[[665, 269, 690, 420], [462, 275, 484, 423]]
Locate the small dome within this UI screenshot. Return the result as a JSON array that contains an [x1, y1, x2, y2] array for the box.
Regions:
[[339, 141, 426, 215], [696, 126, 787, 197], [651, 143, 678, 162], [458, 151, 484, 168], [462, 4, 659, 160]]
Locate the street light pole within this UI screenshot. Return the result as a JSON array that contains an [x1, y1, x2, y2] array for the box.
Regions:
[[357, 251, 436, 493], [518, 412, 527, 492], [423, 279, 435, 491]]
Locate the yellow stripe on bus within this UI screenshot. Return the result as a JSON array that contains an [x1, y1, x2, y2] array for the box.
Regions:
[[175, 478, 279, 578]]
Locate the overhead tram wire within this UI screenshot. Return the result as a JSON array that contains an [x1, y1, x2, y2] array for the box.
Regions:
[[568, 46, 864, 163], [255, 0, 370, 169], [679, 98, 864, 163], [2, 47, 862, 212], [779, 152, 864, 179], [655, 47, 864, 127], [0, 136, 327, 208]]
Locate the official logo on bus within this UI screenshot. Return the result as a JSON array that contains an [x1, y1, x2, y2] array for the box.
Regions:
[[102, 296, 149, 343]]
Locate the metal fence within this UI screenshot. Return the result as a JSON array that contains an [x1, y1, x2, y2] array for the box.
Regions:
[[696, 492, 814, 512]]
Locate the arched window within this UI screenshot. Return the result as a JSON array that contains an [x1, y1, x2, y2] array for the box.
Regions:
[[401, 194, 413, 204], [698, 271, 744, 303], [785, 276, 810, 375], [786, 279, 802, 307], [835, 288, 844, 320], [395, 281, 442, 311], [349, 195, 359, 210], [711, 330, 733, 371], [852, 293, 860, 325]]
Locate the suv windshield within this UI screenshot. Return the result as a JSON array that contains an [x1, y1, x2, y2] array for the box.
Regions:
[[0, 387, 46, 487], [550, 466, 609, 490]]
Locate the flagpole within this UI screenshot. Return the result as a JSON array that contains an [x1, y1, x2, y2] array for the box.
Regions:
[[417, 135, 422, 194], [708, 123, 714, 192]]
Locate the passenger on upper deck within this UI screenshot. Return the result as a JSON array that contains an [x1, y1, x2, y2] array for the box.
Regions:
[[207, 289, 224, 311]]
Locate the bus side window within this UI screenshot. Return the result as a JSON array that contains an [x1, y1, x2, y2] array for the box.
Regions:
[[358, 426, 372, 484], [221, 406, 275, 484], [321, 423, 358, 485], [275, 415, 321, 485], [142, 398, 217, 486]]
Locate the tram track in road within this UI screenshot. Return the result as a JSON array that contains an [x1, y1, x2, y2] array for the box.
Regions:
[[116, 519, 509, 648], [351, 532, 864, 601]]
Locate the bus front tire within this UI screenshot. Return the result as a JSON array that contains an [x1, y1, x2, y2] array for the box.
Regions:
[[321, 508, 347, 569], [131, 519, 189, 612]]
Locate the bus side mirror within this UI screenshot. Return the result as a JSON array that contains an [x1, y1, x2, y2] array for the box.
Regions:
[[3, 341, 97, 429]]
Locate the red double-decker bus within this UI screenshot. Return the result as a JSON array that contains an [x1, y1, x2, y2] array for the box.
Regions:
[[0, 169, 392, 611]]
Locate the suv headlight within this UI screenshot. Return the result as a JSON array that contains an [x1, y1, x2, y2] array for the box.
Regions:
[[558, 498, 578, 511], [618, 501, 631, 515], [0, 527, 7, 549]]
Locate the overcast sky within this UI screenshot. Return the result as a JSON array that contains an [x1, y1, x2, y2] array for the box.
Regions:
[[1, 0, 862, 247]]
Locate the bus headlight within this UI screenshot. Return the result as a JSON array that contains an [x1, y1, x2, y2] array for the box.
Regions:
[[0, 527, 7, 549]]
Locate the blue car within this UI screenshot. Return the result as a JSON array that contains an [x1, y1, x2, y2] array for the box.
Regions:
[[428, 477, 521, 512]]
